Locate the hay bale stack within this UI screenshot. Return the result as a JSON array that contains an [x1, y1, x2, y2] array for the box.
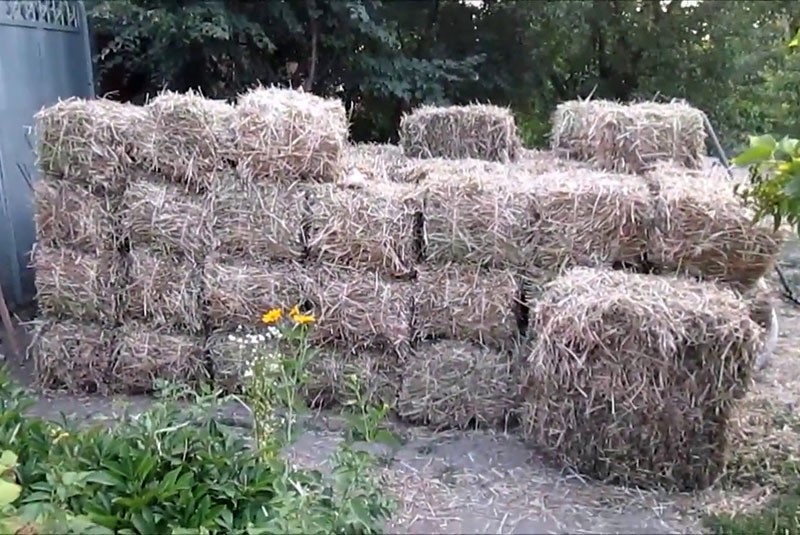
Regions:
[[413, 266, 522, 349], [400, 104, 521, 162], [142, 90, 234, 192], [550, 100, 706, 174], [647, 171, 786, 290], [122, 250, 203, 334], [202, 256, 306, 331], [233, 86, 348, 183], [29, 320, 115, 393], [398, 340, 521, 430], [34, 98, 145, 191], [344, 143, 414, 183], [209, 177, 308, 263], [110, 322, 207, 394], [522, 267, 762, 491], [32, 245, 125, 325], [306, 181, 422, 279], [302, 267, 411, 349]]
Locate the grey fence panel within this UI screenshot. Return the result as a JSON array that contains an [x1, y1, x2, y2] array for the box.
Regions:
[[0, 0, 94, 308]]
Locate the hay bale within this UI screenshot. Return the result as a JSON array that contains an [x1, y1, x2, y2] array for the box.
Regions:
[[202, 256, 306, 331], [306, 181, 421, 278], [122, 249, 203, 333], [522, 267, 762, 491], [647, 171, 786, 290], [32, 245, 124, 325], [303, 345, 402, 409], [413, 266, 522, 349], [303, 267, 411, 348], [397, 340, 521, 430], [525, 171, 653, 270], [550, 99, 707, 174], [233, 86, 348, 183], [34, 98, 145, 190], [143, 90, 235, 192], [33, 177, 121, 251], [513, 148, 592, 174], [209, 177, 308, 262], [29, 319, 114, 394], [120, 177, 212, 259], [418, 162, 529, 268], [400, 104, 521, 162], [344, 143, 415, 183], [110, 322, 207, 394]]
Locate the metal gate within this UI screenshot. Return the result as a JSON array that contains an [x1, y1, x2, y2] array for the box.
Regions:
[[0, 0, 95, 308]]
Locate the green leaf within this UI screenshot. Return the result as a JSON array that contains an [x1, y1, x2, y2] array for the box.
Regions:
[[732, 145, 774, 167], [749, 134, 777, 150], [777, 137, 800, 158], [373, 429, 402, 448], [85, 471, 121, 487], [0, 450, 17, 469], [790, 28, 800, 48], [0, 479, 22, 507]]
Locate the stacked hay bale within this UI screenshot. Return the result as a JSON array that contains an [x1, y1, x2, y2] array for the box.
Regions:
[[550, 99, 706, 173], [29, 98, 141, 393], [112, 90, 233, 394], [521, 267, 762, 491], [400, 104, 522, 162]]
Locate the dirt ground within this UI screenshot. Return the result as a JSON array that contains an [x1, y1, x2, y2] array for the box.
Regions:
[[3, 166, 799, 534]]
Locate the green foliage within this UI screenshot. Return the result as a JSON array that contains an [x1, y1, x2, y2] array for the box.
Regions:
[[707, 485, 800, 535], [0, 365, 393, 535]]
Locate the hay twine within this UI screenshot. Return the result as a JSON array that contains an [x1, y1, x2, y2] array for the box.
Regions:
[[400, 104, 522, 162]]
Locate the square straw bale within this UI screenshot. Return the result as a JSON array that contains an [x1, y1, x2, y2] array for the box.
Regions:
[[121, 249, 203, 334], [513, 148, 593, 175], [550, 99, 707, 174], [413, 265, 522, 349], [202, 255, 306, 331], [302, 267, 411, 349], [32, 245, 125, 325], [306, 180, 421, 279], [397, 340, 522, 430], [209, 176, 308, 262], [120, 177, 212, 259], [34, 98, 146, 191], [344, 143, 415, 183], [303, 344, 404, 409], [233, 86, 348, 183], [29, 319, 115, 394], [418, 161, 531, 268], [142, 90, 235, 192], [400, 104, 522, 162], [110, 321, 208, 394], [524, 170, 654, 270], [522, 267, 762, 491], [646, 171, 786, 291], [33, 176, 121, 252]]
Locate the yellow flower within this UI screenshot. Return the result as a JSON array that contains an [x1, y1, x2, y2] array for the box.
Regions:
[[291, 312, 315, 325], [261, 308, 283, 325], [289, 304, 301, 317]]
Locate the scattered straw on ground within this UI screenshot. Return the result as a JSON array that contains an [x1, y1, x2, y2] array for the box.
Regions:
[[209, 177, 308, 262], [28, 319, 115, 394], [122, 249, 204, 334], [302, 267, 412, 349], [344, 143, 413, 183], [34, 98, 146, 190], [523, 170, 653, 270], [417, 162, 529, 268], [202, 255, 306, 331], [400, 104, 522, 162], [32, 245, 124, 325], [234, 86, 348, 183], [143, 90, 235, 192], [120, 176, 212, 259], [550, 99, 706, 174], [303, 345, 402, 409], [523, 267, 762, 491], [306, 181, 421, 278], [109, 322, 207, 394], [413, 265, 521, 349], [647, 170, 786, 290], [33, 176, 121, 252], [398, 340, 521, 431]]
